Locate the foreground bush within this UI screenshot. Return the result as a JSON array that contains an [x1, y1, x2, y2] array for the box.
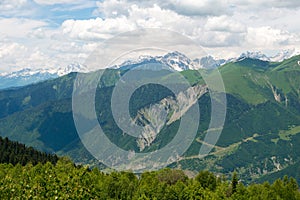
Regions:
[[0, 158, 299, 199]]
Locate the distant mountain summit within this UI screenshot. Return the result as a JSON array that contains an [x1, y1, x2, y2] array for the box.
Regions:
[[115, 51, 198, 71], [270, 49, 300, 62], [116, 51, 226, 71], [238, 51, 270, 61], [0, 63, 88, 89], [237, 49, 300, 62]]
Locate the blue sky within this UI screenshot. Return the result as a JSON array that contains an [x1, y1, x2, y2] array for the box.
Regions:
[[1, 0, 300, 72], [0, 0, 97, 27]]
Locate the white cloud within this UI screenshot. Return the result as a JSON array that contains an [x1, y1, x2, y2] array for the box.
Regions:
[[0, 0, 35, 17], [61, 17, 136, 40], [231, 0, 300, 9], [62, 4, 198, 41], [0, 39, 92, 72], [94, 0, 233, 17], [89, 0, 300, 51], [166, 0, 232, 16], [197, 31, 245, 48], [0, 18, 47, 38], [29, 28, 46, 39], [128, 4, 198, 31], [0, 42, 29, 72], [205, 15, 246, 33], [94, 0, 130, 17], [245, 26, 295, 48], [0, 0, 27, 10], [0, 42, 26, 60], [64, 4, 205, 41], [33, 0, 85, 5]]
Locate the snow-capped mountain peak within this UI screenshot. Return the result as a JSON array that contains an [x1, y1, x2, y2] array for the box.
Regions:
[[56, 63, 89, 76], [116, 51, 200, 71], [0, 63, 88, 78], [236, 49, 300, 62], [270, 49, 300, 62], [238, 51, 270, 61], [194, 55, 227, 69], [0, 63, 88, 89], [158, 51, 198, 71]]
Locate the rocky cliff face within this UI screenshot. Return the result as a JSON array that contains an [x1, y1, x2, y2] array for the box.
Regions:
[[136, 84, 208, 151]]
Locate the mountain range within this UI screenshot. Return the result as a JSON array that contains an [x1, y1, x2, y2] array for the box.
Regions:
[[0, 63, 88, 90], [1, 49, 299, 90], [0, 53, 299, 184]]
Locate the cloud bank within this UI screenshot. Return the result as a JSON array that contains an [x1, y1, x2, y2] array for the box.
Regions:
[[0, 0, 300, 72]]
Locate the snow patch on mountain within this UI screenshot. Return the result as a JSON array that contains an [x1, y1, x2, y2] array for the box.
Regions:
[[56, 63, 89, 76], [116, 51, 228, 71], [0, 63, 88, 89], [158, 51, 198, 71], [0, 63, 88, 78], [238, 51, 270, 61], [270, 49, 300, 62], [236, 49, 300, 62], [194, 56, 227, 69], [115, 51, 199, 71]]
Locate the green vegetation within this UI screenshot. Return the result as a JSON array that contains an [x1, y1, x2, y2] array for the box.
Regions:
[[0, 136, 58, 166], [0, 160, 299, 199], [278, 126, 300, 141]]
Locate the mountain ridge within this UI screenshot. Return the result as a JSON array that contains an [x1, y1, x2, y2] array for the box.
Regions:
[[1, 49, 299, 90], [0, 63, 88, 90]]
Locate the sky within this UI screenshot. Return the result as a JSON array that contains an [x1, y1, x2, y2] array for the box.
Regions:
[[1, 0, 300, 73]]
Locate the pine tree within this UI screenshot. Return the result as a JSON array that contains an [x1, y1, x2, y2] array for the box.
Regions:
[[231, 171, 238, 194]]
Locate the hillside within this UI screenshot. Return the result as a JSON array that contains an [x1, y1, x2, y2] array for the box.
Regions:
[[0, 56, 299, 183], [0, 136, 58, 166]]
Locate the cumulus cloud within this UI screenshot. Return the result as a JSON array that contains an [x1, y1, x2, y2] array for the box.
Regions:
[[231, 0, 300, 9], [90, 0, 300, 49], [61, 17, 136, 40], [205, 15, 246, 33], [33, 0, 86, 5], [197, 31, 245, 48], [94, 0, 131, 17], [0, 0, 35, 17], [63, 4, 201, 41], [0, 0, 27, 10], [166, 0, 232, 16], [0, 39, 95, 72], [33, 0, 97, 11], [245, 26, 296, 48], [0, 43, 26, 60], [94, 0, 233, 17], [0, 42, 29, 72], [200, 24, 298, 49], [0, 18, 47, 38]]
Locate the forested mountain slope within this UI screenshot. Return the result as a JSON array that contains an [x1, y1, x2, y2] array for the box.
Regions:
[[0, 56, 299, 183]]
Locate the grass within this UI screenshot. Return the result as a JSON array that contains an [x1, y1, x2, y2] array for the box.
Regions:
[[278, 125, 300, 141], [214, 63, 268, 104]]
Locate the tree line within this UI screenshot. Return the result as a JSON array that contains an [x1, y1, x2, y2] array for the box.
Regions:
[[0, 136, 58, 166]]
